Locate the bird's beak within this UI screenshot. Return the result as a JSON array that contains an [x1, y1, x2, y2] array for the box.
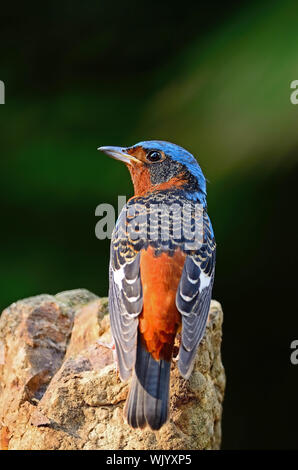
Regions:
[[98, 146, 140, 166]]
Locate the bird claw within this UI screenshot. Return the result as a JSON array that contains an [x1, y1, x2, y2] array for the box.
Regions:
[[97, 339, 118, 371], [97, 339, 115, 350], [172, 354, 180, 363], [172, 334, 181, 363]]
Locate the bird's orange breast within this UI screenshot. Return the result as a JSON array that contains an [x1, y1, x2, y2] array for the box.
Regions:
[[139, 246, 186, 361]]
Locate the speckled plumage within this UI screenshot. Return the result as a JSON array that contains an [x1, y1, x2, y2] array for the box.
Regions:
[[99, 140, 216, 430]]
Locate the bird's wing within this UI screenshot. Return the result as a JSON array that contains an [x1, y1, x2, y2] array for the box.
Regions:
[[176, 211, 216, 379], [109, 203, 145, 381]]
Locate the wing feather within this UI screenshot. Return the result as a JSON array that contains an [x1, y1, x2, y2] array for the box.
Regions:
[[108, 204, 145, 381], [109, 193, 216, 383], [176, 212, 216, 379]]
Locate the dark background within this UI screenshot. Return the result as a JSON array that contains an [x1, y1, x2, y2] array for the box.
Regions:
[[1, 0, 298, 449]]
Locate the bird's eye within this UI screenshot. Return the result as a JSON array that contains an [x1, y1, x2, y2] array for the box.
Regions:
[[147, 151, 162, 162]]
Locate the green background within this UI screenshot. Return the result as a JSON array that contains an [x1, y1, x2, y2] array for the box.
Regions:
[[1, 0, 298, 449]]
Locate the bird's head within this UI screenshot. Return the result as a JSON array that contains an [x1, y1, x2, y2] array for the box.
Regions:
[[98, 140, 207, 203]]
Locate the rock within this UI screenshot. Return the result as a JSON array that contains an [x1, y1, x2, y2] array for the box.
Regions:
[[0, 289, 225, 450]]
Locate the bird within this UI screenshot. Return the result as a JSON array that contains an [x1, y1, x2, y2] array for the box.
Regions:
[[98, 140, 216, 431]]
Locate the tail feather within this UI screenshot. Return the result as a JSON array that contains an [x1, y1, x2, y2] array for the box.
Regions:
[[124, 337, 171, 430]]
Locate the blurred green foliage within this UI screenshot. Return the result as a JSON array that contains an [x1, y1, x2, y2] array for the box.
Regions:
[[0, 0, 298, 449]]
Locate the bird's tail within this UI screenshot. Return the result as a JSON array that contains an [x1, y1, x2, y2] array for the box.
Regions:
[[124, 336, 171, 430]]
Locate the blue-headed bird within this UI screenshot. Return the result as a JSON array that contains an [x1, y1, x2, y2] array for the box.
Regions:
[[99, 141, 216, 430]]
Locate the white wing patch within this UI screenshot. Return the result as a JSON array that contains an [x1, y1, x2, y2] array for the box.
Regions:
[[199, 270, 211, 293], [113, 266, 125, 291]]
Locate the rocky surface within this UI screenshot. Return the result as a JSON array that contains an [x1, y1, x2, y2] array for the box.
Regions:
[[0, 289, 225, 450]]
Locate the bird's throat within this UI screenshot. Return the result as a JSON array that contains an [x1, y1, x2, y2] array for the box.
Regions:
[[127, 164, 190, 197]]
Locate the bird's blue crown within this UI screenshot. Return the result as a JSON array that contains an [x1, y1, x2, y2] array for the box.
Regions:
[[133, 140, 207, 198]]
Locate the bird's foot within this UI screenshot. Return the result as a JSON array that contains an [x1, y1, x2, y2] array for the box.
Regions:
[[97, 339, 115, 350], [97, 339, 118, 371], [172, 333, 181, 362], [172, 354, 180, 363]]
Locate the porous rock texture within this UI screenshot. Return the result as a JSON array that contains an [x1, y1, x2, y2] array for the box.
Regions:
[[0, 289, 225, 450]]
